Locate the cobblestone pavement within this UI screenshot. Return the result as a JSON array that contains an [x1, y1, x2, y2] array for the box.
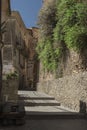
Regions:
[[0, 119, 87, 130]]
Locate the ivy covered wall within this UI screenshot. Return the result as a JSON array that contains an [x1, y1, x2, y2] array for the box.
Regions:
[[37, 0, 87, 80]]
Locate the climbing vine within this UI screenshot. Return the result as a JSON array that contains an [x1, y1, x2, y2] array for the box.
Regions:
[[54, 0, 87, 52], [37, 1, 59, 71], [37, 38, 62, 71], [37, 0, 87, 72]]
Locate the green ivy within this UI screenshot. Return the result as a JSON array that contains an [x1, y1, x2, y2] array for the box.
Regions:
[[37, 0, 87, 72], [6, 71, 18, 80], [36, 38, 61, 71], [54, 0, 87, 52], [37, 1, 59, 71], [65, 25, 87, 51]]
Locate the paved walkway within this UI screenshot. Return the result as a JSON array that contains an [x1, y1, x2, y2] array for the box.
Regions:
[[0, 119, 87, 130]]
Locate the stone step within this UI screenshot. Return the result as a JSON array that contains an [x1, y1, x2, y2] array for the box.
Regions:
[[18, 91, 86, 119], [19, 96, 55, 100], [25, 105, 85, 119], [25, 105, 75, 113], [18, 91, 55, 100], [22, 99, 60, 106], [26, 112, 85, 120]]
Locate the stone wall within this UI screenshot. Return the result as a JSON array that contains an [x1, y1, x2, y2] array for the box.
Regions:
[[2, 19, 14, 75], [43, 0, 56, 5], [39, 48, 87, 81], [37, 71, 87, 112], [2, 79, 19, 103], [1, 0, 11, 22]]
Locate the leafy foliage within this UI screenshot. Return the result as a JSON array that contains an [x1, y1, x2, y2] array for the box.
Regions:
[[37, 0, 87, 72], [54, 0, 87, 52], [37, 1, 59, 71], [65, 25, 87, 51], [6, 71, 18, 80], [36, 38, 62, 71]]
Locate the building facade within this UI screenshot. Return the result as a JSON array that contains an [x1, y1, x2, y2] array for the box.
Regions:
[[1, 0, 39, 90]]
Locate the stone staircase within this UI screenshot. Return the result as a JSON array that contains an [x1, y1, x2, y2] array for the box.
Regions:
[[18, 91, 86, 119], [18, 91, 60, 106]]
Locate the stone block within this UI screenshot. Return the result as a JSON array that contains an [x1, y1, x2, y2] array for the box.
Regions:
[[2, 79, 19, 103]]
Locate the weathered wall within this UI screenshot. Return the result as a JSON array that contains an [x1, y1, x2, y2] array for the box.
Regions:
[[43, 0, 56, 5], [39, 48, 87, 82], [2, 0, 39, 90], [2, 19, 15, 75], [39, 0, 87, 81], [11, 12, 39, 90], [37, 71, 87, 112], [2, 79, 19, 102], [1, 0, 11, 22], [60, 49, 87, 77]]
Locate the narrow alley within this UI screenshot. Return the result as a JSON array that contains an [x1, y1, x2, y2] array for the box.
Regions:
[[0, 91, 87, 130]]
